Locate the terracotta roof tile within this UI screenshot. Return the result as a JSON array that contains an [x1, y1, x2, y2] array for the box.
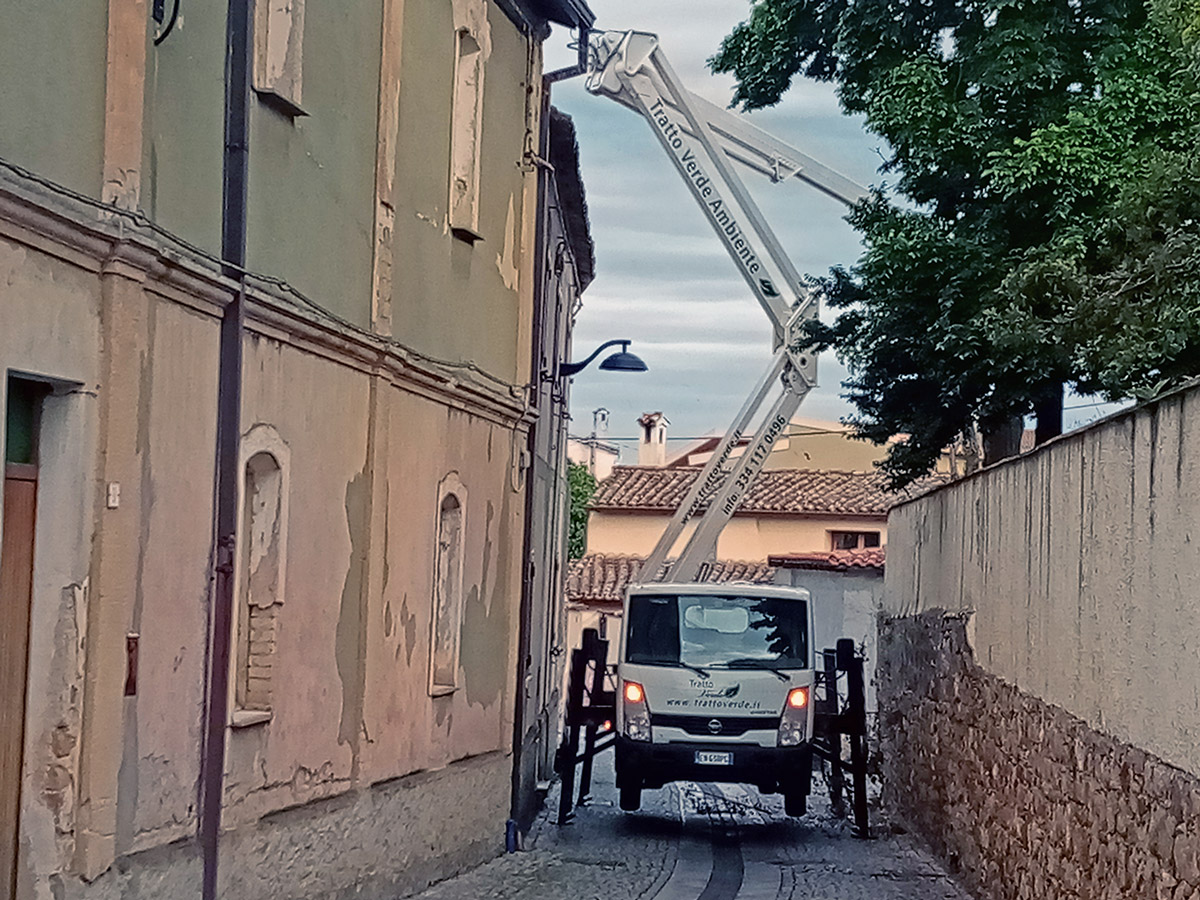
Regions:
[[590, 466, 939, 517], [566, 553, 776, 604], [768, 547, 886, 571]]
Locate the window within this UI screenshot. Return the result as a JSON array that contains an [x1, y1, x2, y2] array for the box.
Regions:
[[4, 377, 48, 467], [232, 427, 290, 725], [430, 474, 467, 695], [625, 592, 809, 670], [830, 530, 881, 551], [254, 0, 306, 115], [448, 26, 485, 242]]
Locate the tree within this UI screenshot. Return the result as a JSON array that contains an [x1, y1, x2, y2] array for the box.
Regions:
[[567, 462, 597, 559], [712, 0, 1200, 486]]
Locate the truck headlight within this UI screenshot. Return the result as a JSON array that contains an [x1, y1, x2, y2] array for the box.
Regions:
[[623, 680, 651, 742], [778, 686, 808, 747]]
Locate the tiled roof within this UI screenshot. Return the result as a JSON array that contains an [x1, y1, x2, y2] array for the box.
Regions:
[[768, 547, 886, 572], [589, 466, 932, 516], [566, 553, 776, 604]]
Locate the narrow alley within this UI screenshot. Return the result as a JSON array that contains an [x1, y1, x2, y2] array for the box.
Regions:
[[407, 758, 969, 900]]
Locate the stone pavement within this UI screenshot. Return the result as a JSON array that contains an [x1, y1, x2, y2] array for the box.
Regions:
[[402, 756, 973, 900]]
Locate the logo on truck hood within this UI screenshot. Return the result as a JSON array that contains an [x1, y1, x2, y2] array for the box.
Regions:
[[707, 719, 723, 734], [699, 683, 740, 699]]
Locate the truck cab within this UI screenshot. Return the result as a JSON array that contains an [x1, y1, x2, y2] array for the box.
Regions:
[[615, 582, 815, 815]]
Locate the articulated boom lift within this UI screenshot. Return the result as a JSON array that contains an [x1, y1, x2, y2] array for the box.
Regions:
[[582, 30, 869, 583]]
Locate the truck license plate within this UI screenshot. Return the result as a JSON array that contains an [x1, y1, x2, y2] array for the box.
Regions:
[[695, 751, 732, 765]]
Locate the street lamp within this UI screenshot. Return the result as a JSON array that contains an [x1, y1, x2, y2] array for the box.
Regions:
[[555, 339, 648, 378]]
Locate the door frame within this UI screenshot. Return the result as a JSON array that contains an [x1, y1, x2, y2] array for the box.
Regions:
[[1, 460, 38, 900]]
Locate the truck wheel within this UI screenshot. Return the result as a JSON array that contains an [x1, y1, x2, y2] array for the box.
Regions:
[[619, 784, 642, 811], [784, 790, 806, 817]]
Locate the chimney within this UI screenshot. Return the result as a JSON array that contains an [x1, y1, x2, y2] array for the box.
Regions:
[[637, 412, 669, 467]]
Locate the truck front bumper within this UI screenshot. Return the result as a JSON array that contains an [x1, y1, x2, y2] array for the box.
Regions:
[[615, 736, 812, 794]]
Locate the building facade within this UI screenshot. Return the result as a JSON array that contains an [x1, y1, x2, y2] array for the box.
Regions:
[[0, 1, 592, 898], [511, 105, 596, 831], [584, 466, 897, 561]]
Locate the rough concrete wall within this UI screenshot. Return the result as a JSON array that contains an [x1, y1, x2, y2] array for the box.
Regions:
[[878, 611, 1200, 900], [885, 384, 1200, 776]]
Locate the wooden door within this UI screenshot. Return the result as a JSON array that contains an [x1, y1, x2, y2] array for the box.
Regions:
[[1, 462, 37, 900]]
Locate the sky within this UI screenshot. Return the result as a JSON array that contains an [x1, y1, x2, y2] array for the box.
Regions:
[[543, 2, 1126, 460]]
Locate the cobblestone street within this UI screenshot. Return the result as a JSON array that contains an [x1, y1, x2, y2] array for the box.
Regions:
[[405, 758, 971, 900]]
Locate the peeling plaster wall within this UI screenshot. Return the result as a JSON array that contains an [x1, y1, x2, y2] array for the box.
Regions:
[[885, 383, 1200, 776], [0, 227, 102, 900], [4, 0, 543, 893], [359, 396, 521, 784], [391, 1, 537, 381], [120, 298, 218, 853], [2, 200, 529, 900]]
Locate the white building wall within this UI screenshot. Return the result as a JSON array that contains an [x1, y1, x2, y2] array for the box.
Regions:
[[885, 382, 1200, 776]]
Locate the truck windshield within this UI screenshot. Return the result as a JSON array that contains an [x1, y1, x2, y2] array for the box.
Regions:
[[625, 592, 808, 670]]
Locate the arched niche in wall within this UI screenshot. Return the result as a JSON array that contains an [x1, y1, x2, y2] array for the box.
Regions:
[[232, 424, 291, 723], [429, 471, 467, 696]]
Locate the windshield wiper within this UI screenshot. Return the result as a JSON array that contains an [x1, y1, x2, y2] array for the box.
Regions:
[[720, 659, 791, 681], [675, 662, 710, 678]]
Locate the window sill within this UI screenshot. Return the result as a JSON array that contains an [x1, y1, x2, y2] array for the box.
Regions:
[[429, 685, 457, 698], [231, 709, 272, 728], [254, 88, 308, 119], [451, 226, 484, 245]]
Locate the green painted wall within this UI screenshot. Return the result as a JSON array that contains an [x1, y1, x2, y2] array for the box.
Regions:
[[143, 2, 382, 315], [142, 3, 227, 258], [0, 0, 534, 366], [391, 1, 532, 383], [0, 0, 108, 197], [246, 3, 383, 328]]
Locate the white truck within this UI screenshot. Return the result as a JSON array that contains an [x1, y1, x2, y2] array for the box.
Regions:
[[615, 581, 816, 814], [578, 30, 868, 816]]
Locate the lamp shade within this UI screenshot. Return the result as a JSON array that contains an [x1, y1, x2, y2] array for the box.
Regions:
[[598, 349, 648, 372]]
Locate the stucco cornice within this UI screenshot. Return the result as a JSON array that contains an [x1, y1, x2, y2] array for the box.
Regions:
[[0, 164, 534, 431]]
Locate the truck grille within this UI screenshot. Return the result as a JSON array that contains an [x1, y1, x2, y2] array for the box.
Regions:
[[649, 714, 782, 737]]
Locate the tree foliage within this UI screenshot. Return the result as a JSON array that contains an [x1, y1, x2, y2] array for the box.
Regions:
[[712, 0, 1200, 486], [567, 462, 597, 560]]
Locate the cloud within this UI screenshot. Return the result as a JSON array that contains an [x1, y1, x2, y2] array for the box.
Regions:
[[546, 2, 879, 452]]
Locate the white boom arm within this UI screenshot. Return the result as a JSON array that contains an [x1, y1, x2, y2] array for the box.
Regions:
[[583, 30, 868, 583]]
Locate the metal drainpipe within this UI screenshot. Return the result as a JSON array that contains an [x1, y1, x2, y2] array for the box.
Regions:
[[200, 1, 252, 897]]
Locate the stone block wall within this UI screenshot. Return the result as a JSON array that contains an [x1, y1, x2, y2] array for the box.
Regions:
[[878, 611, 1200, 900]]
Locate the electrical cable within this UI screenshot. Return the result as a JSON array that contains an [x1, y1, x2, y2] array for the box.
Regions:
[[154, 0, 181, 46], [0, 155, 519, 395]]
